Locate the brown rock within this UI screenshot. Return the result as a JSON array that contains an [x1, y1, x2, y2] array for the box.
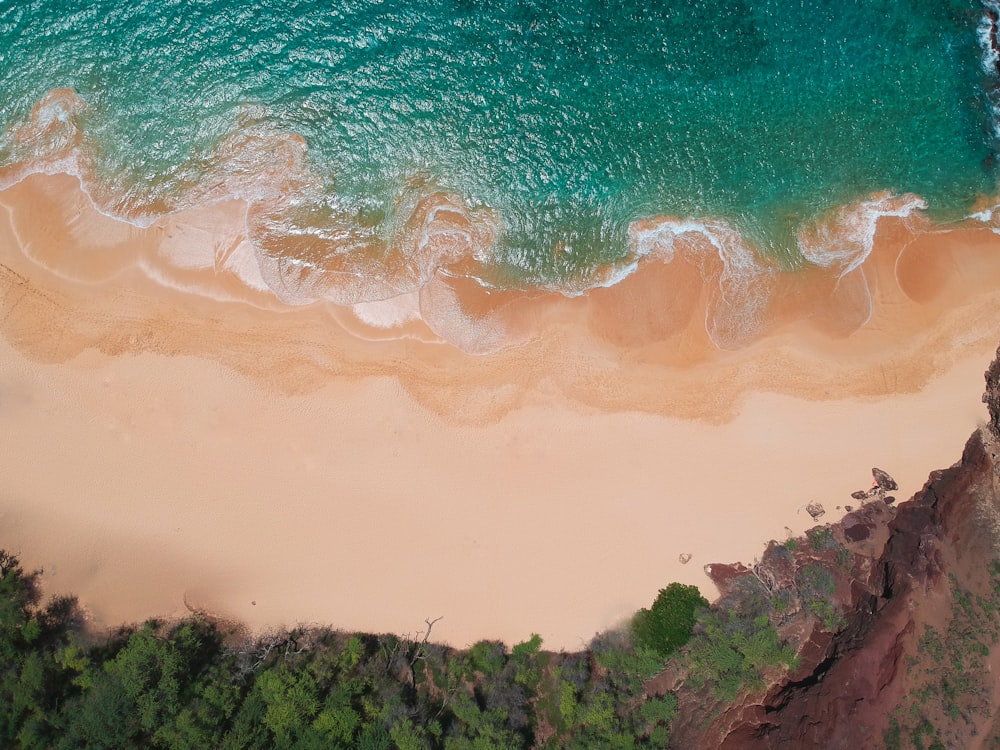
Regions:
[[851, 490, 868, 500], [677, 347, 1000, 750], [872, 467, 898, 491], [704, 562, 749, 595], [805, 502, 825, 520], [842, 514, 872, 542], [986, 344, 1000, 437]]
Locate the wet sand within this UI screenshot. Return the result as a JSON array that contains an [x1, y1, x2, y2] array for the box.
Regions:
[[2, 172, 1000, 649]]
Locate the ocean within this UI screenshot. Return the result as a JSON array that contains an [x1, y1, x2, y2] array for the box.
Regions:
[[1, 0, 997, 344]]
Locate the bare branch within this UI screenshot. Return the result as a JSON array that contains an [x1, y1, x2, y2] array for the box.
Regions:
[[749, 557, 776, 594]]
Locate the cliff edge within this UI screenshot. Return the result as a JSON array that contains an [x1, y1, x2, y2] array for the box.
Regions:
[[666, 346, 1000, 749]]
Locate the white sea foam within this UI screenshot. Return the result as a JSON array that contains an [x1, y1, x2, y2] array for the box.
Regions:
[[628, 220, 683, 263], [798, 194, 926, 277], [966, 201, 1000, 236], [254, 248, 329, 306], [552, 217, 701, 297], [0, 151, 170, 231], [11, 127, 460, 321], [418, 273, 519, 355], [135, 256, 243, 303], [978, 1, 1000, 139], [184, 128, 317, 209], [352, 290, 423, 329], [250, 192, 493, 313], [583, 259, 641, 291], [979, 3, 1000, 75], [623, 216, 776, 349], [0, 87, 956, 355], [411, 204, 475, 278], [220, 240, 273, 293]]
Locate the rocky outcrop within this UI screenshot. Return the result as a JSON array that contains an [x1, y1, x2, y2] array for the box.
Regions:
[[669, 346, 1000, 749], [871, 467, 897, 492]]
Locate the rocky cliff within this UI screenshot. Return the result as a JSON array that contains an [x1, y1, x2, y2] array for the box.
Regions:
[[667, 346, 1000, 749]]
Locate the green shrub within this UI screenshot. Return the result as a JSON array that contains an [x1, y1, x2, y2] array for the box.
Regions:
[[884, 716, 902, 750], [685, 612, 798, 701], [468, 640, 506, 677], [796, 564, 833, 597], [631, 583, 709, 659], [511, 634, 542, 660], [807, 527, 837, 552], [638, 694, 678, 733], [796, 564, 844, 630]]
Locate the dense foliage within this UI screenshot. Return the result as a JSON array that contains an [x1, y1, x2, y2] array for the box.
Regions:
[[0, 550, 801, 749], [630, 584, 708, 659]]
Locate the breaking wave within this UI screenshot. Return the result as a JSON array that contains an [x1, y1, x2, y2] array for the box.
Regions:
[[0, 89, 973, 354]]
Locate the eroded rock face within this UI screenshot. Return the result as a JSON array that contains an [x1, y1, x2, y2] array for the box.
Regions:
[[723, 442, 979, 749], [986, 346, 1000, 439], [670, 346, 1000, 749]]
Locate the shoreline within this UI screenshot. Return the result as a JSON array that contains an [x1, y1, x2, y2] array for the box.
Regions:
[[2, 172, 1000, 648]]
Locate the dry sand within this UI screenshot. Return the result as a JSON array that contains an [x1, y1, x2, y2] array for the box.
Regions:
[[2, 172, 1000, 649]]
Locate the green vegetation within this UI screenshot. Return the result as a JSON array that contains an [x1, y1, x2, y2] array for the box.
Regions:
[[630, 583, 708, 660], [884, 565, 1000, 749], [806, 526, 837, 552], [0, 535, 829, 750], [685, 610, 798, 702], [0, 544, 809, 749], [884, 716, 902, 750], [796, 564, 846, 632], [1, 550, 745, 749]]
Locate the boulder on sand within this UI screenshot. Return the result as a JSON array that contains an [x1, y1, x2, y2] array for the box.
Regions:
[[872, 467, 898, 491]]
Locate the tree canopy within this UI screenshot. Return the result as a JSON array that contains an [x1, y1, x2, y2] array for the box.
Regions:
[[630, 583, 709, 659]]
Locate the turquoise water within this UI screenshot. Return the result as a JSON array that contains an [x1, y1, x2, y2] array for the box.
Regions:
[[0, 0, 996, 286]]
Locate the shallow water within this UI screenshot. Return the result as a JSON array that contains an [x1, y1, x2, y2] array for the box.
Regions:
[[0, 0, 997, 323]]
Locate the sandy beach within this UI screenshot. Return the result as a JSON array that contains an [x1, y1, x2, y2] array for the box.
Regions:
[[2, 171, 1000, 649]]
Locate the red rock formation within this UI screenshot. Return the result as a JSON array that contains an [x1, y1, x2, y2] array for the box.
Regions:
[[669, 346, 1000, 749]]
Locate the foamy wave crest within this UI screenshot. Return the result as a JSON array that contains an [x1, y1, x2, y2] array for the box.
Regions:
[[0, 90, 175, 228], [0, 90, 90, 191], [418, 273, 525, 355], [798, 193, 926, 276], [978, 1, 1000, 139], [251, 189, 497, 308], [980, 2, 1000, 73], [179, 107, 323, 210], [967, 199, 1000, 235], [626, 217, 776, 349], [0, 88, 955, 356]]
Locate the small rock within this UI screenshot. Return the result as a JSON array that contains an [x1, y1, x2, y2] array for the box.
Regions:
[[678, 553, 693, 564], [851, 490, 869, 500], [805, 502, 825, 520], [844, 505, 853, 512], [872, 467, 898, 491], [884, 495, 896, 505]]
